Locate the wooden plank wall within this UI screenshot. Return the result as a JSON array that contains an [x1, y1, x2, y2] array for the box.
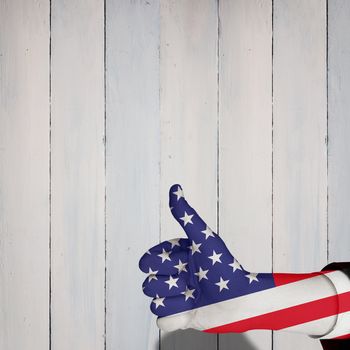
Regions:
[[50, 1, 105, 349], [328, 0, 350, 263], [106, 1, 160, 349], [0, 1, 50, 349], [1, 1, 350, 350], [219, 1, 272, 349], [159, 1, 218, 349], [273, 1, 327, 349]]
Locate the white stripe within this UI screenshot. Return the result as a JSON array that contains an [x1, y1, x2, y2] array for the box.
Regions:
[[282, 314, 337, 336], [283, 311, 350, 340], [190, 271, 339, 330], [276, 269, 350, 337], [316, 311, 350, 339], [158, 271, 341, 332], [287, 311, 350, 340], [313, 269, 350, 339], [322, 269, 350, 294]]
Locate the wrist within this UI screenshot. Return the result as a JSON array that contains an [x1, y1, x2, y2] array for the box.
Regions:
[[313, 268, 350, 340], [259, 271, 338, 336], [203, 271, 337, 336]]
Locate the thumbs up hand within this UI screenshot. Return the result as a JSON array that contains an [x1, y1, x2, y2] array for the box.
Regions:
[[139, 184, 350, 346], [139, 184, 274, 332]]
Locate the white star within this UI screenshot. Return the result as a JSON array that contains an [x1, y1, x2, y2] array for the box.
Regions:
[[229, 259, 242, 272], [173, 186, 185, 201], [245, 272, 259, 284], [168, 238, 181, 248], [180, 211, 194, 226], [146, 250, 151, 255], [165, 275, 179, 290], [153, 295, 165, 309], [181, 287, 195, 301], [188, 241, 202, 255], [215, 277, 230, 292], [157, 248, 171, 263], [170, 207, 174, 211], [174, 259, 188, 273], [208, 250, 222, 265], [195, 267, 209, 281], [147, 268, 158, 282], [201, 226, 215, 239]]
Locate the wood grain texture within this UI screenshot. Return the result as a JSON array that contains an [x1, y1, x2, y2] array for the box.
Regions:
[[273, 0, 327, 349], [50, 0, 105, 349], [159, 0, 218, 349], [328, 0, 350, 263], [218, 1, 273, 349], [1, 1, 347, 349], [0, 1, 49, 349], [106, 1, 160, 349]]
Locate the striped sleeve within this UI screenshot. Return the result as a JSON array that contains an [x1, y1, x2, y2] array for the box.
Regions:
[[317, 262, 350, 350]]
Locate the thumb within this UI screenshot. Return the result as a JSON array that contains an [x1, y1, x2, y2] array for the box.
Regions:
[[169, 184, 215, 242]]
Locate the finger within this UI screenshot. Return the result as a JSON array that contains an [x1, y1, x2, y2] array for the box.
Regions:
[[143, 274, 187, 298], [150, 291, 197, 318], [139, 249, 189, 275], [169, 184, 218, 242], [141, 237, 189, 257], [138, 238, 189, 273]]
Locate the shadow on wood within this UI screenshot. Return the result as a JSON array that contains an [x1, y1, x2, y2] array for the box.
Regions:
[[158, 329, 259, 350]]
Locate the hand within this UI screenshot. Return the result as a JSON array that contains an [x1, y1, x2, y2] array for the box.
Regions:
[[139, 184, 274, 332]]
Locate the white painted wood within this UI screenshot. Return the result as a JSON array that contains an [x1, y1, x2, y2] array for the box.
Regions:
[[50, 1, 105, 349], [328, 0, 350, 263], [106, 1, 160, 349], [1, 1, 346, 349], [273, 0, 327, 349], [159, 0, 218, 349], [0, 1, 49, 349], [218, 1, 273, 349]]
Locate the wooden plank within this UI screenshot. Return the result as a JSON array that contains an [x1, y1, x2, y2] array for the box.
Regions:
[[159, 0, 218, 349], [0, 1, 49, 349], [105, 0, 160, 349], [328, 0, 350, 263], [50, 0, 105, 349], [218, 1, 273, 349], [273, 0, 327, 349]]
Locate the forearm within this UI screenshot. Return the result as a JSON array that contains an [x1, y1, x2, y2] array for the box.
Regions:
[[225, 271, 337, 336], [200, 270, 350, 338], [141, 184, 350, 349]]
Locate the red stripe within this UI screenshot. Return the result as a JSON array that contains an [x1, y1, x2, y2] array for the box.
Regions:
[[333, 333, 350, 340], [273, 271, 334, 287], [204, 291, 350, 334], [338, 291, 350, 313]]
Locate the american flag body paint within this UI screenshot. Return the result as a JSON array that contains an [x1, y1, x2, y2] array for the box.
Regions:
[[139, 184, 350, 348]]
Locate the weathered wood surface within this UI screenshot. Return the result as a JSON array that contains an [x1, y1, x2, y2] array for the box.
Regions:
[[1, 1, 349, 349], [273, 0, 327, 349], [218, 1, 273, 350], [328, 0, 350, 264], [159, 1, 218, 349], [106, 0, 160, 349], [51, 0, 105, 349], [0, 1, 50, 349]]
